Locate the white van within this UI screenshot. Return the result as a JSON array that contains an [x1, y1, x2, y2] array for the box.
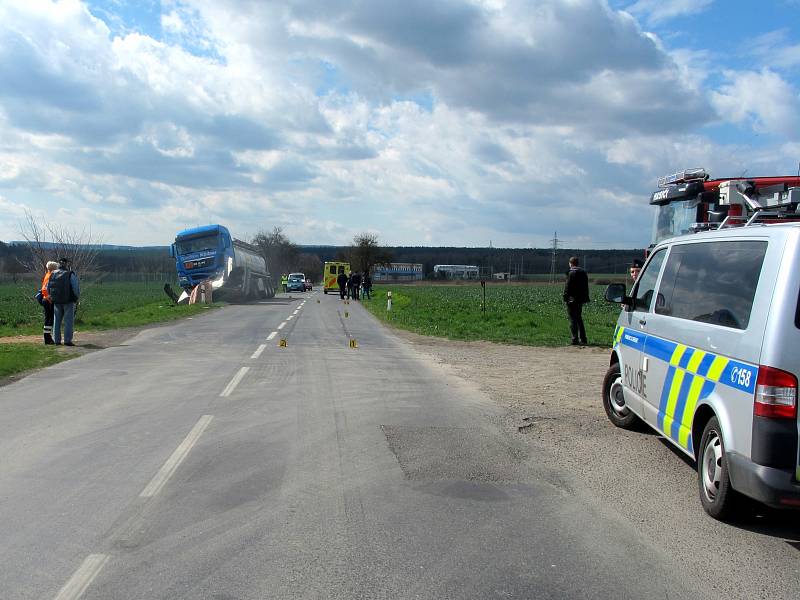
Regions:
[[603, 223, 800, 519]]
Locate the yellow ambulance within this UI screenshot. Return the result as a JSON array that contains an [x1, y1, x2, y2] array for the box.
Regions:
[[323, 261, 350, 294]]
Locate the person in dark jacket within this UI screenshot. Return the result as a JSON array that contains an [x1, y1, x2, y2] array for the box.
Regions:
[[362, 273, 372, 300], [337, 270, 348, 299], [351, 271, 361, 301], [563, 256, 590, 345], [48, 257, 80, 346]]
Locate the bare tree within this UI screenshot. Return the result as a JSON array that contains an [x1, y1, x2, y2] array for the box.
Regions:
[[350, 232, 392, 274], [252, 227, 299, 276], [17, 210, 103, 276]]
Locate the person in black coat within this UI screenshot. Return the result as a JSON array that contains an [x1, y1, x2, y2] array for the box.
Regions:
[[563, 256, 590, 345], [351, 271, 361, 300], [337, 271, 348, 299]]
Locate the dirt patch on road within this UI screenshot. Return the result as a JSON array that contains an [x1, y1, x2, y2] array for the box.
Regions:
[[395, 330, 800, 600]]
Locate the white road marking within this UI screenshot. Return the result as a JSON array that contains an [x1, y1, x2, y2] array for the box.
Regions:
[[139, 415, 214, 498], [277, 322, 286, 330], [140, 415, 214, 497], [53, 554, 110, 600], [286, 315, 294, 320], [251, 344, 267, 359], [219, 367, 250, 398], [267, 331, 277, 340], [293, 309, 300, 315]]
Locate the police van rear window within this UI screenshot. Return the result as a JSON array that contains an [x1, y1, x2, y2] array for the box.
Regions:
[[655, 240, 767, 330]]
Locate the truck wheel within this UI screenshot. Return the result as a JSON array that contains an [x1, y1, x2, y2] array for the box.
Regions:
[[324, 289, 328, 294], [698, 416, 741, 520], [601, 363, 639, 429]]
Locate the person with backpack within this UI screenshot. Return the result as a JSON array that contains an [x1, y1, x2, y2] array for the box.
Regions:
[[34, 260, 58, 344], [47, 257, 80, 346]]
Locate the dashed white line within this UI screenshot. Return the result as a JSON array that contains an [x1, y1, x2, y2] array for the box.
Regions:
[[251, 344, 267, 359], [267, 331, 277, 340], [140, 415, 214, 497], [293, 309, 300, 315], [53, 554, 110, 600], [219, 367, 250, 398], [286, 315, 294, 321], [277, 322, 286, 330]]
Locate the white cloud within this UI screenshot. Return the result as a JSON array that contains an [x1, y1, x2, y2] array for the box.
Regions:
[[0, 0, 793, 249], [710, 69, 800, 140], [626, 0, 714, 25]]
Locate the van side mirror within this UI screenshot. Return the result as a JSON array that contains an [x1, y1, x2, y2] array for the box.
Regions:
[[169, 244, 175, 258], [605, 283, 633, 309]]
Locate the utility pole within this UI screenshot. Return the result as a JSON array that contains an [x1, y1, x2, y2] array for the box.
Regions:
[[549, 231, 561, 283]]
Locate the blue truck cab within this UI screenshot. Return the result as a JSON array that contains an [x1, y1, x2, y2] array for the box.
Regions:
[[171, 225, 274, 299]]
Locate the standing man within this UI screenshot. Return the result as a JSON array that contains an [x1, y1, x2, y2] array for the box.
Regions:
[[36, 260, 58, 344], [337, 269, 348, 299], [351, 271, 361, 301], [563, 256, 590, 346], [47, 257, 80, 347], [362, 272, 372, 300]]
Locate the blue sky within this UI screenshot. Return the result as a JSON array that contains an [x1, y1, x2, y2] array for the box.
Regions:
[[1, 0, 799, 249]]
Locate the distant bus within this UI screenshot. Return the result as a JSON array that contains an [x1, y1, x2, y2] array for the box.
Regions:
[[323, 261, 350, 294]]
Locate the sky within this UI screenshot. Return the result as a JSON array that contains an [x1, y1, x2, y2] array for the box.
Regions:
[[0, 0, 799, 249]]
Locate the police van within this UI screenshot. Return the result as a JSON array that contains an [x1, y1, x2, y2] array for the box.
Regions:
[[603, 222, 800, 519]]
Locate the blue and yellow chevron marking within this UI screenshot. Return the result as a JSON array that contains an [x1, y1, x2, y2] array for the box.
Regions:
[[616, 327, 757, 454], [613, 325, 625, 347], [657, 349, 732, 453]]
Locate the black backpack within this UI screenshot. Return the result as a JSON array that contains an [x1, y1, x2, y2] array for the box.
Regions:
[[48, 269, 75, 303]]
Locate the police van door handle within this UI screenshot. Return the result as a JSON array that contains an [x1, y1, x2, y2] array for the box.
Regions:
[[638, 318, 647, 326]]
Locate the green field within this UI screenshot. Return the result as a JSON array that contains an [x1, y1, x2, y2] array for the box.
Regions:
[[0, 280, 212, 338], [0, 343, 77, 378], [362, 283, 621, 347]]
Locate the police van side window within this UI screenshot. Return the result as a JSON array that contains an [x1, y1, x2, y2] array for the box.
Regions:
[[330, 266, 336, 274], [633, 249, 666, 312], [654, 241, 767, 330]]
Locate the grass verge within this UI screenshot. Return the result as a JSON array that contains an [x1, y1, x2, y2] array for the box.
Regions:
[[361, 283, 621, 347], [0, 343, 77, 379]]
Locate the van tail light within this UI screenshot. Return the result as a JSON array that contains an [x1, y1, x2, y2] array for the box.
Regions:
[[754, 366, 797, 419]]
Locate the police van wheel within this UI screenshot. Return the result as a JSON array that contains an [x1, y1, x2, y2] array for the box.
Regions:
[[602, 364, 638, 429], [698, 417, 740, 520]]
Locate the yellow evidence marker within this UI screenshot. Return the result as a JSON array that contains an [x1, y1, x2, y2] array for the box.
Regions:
[[344, 311, 349, 318], [279, 338, 288, 347], [349, 339, 358, 348]]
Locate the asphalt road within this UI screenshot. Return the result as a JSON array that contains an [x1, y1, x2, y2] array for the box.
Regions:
[[2, 292, 704, 599]]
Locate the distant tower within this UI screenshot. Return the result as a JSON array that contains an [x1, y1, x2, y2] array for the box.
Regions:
[[549, 231, 561, 283]]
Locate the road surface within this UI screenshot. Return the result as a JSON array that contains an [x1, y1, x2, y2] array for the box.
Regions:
[[3, 293, 704, 599]]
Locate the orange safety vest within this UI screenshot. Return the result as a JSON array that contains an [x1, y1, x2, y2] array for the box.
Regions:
[[41, 271, 52, 301]]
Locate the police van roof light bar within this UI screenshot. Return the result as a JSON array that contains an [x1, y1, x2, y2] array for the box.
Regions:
[[657, 168, 708, 188]]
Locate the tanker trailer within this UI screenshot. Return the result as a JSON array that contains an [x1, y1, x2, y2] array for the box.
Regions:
[[170, 224, 275, 300]]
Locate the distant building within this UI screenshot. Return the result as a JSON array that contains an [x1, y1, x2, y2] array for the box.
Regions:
[[433, 264, 480, 280], [372, 262, 424, 282]]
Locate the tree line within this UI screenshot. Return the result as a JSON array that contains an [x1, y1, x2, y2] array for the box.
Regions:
[[2, 216, 643, 281]]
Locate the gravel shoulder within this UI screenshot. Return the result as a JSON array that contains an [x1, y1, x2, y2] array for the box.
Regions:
[[394, 329, 800, 600]]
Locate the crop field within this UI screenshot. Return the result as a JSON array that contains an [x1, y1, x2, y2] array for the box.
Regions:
[[0, 280, 209, 337], [362, 283, 621, 347]]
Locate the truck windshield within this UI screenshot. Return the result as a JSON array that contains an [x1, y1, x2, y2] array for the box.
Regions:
[[176, 234, 220, 255], [651, 200, 699, 244]]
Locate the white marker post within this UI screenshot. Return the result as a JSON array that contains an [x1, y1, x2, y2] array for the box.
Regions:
[[387, 290, 392, 312]]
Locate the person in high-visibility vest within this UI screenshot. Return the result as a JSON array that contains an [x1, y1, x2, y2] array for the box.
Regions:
[[36, 261, 58, 344], [281, 273, 288, 293]]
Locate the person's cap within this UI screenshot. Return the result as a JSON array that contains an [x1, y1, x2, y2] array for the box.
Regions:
[[630, 259, 643, 268]]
